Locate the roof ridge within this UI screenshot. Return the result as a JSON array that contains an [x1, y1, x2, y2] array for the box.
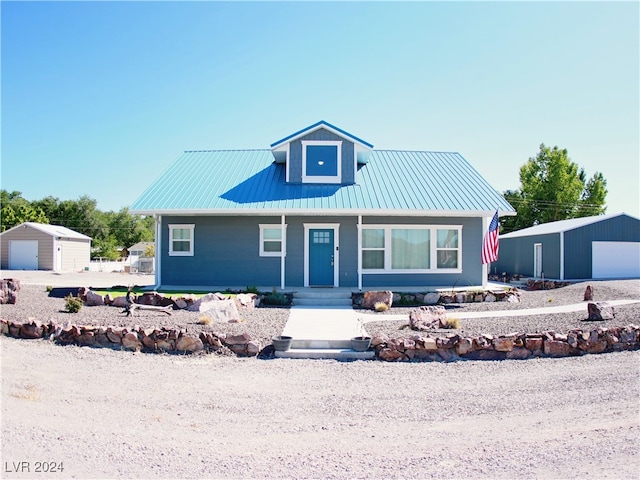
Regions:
[[183, 148, 270, 153], [373, 149, 461, 154]]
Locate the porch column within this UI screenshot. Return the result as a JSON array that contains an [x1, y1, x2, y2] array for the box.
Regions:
[[357, 215, 362, 291], [280, 214, 286, 290], [154, 214, 162, 288]]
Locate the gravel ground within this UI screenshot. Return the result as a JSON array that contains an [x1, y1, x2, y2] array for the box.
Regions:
[[1, 276, 639, 479], [1, 337, 638, 479], [364, 279, 640, 339], [0, 284, 289, 349], [2, 279, 638, 346]]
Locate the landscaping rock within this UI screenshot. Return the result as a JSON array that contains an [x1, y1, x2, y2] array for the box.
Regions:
[[236, 293, 258, 309], [121, 332, 142, 351], [423, 292, 440, 305], [0, 279, 20, 305], [584, 285, 593, 301], [85, 290, 105, 307], [110, 296, 130, 308], [588, 302, 615, 321], [378, 347, 404, 362], [409, 306, 447, 331], [197, 298, 240, 323], [493, 336, 515, 352], [544, 340, 571, 357], [506, 347, 531, 360], [176, 335, 203, 352], [362, 291, 393, 310]]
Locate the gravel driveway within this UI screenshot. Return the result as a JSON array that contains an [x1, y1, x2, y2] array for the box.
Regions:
[[1, 272, 639, 479], [1, 338, 638, 479]]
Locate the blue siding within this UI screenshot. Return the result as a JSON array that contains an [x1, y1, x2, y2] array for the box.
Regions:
[[564, 215, 640, 279], [289, 128, 356, 185], [160, 215, 484, 288], [161, 216, 281, 287], [497, 214, 640, 280], [496, 234, 561, 279]]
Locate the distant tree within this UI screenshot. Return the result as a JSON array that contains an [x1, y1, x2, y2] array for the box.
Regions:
[[142, 244, 155, 257], [55, 196, 108, 240], [0, 190, 48, 231], [501, 144, 608, 233], [105, 207, 154, 249], [1, 190, 155, 259]]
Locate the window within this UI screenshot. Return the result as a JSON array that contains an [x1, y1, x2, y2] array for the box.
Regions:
[[259, 224, 287, 257], [361, 225, 462, 272], [436, 229, 459, 268], [301, 140, 342, 183], [168, 224, 194, 256], [392, 229, 430, 269], [362, 228, 385, 269]]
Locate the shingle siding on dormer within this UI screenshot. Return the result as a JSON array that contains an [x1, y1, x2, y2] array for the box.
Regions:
[[288, 128, 355, 184]]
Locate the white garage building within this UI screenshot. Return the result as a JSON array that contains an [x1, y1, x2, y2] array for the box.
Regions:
[[0, 222, 91, 271], [494, 213, 640, 280]]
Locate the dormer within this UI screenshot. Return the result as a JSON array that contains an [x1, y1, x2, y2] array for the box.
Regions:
[[270, 121, 373, 185]]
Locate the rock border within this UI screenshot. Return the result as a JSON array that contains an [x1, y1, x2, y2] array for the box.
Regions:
[[0, 319, 260, 356], [371, 324, 640, 362], [2, 318, 638, 363]]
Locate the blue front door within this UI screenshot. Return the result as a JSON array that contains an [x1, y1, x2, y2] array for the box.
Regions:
[[309, 229, 335, 286]]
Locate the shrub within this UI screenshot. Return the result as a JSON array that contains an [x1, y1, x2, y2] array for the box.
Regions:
[[198, 315, 213, 325], [263, 290, 289, 306], [442, 317, 460, 329], [245, 286, 260, 294], [64, 294, 83, 313], [374, 301, 389, 312], [45, 285, 53, 292]]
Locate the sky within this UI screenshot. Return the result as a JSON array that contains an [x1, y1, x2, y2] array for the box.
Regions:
[[2, 1, 639, 217]]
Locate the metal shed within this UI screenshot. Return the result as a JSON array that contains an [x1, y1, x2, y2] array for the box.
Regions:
[[494, 213, 640, 280], [0, 222, 92, 271]]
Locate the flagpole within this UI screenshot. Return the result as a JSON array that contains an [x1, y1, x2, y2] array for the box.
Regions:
[[481, 214, 489, 289]]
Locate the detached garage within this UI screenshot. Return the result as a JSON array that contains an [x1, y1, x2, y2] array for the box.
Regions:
[[494, 213, 640, 280], [0, 222, 91, 271]]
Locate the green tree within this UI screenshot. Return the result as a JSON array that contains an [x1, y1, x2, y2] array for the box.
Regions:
[[0, 190, 48, 231], [501, 144, 607, 233], [105, 208, 154, 250]]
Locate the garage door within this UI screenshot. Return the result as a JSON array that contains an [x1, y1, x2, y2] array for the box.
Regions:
[[592, 242, 640, 279], [9, 240, 38, 270]]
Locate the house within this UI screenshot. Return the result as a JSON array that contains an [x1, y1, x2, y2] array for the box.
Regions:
[[127, 241, 154, 273], [0, 222, 91, 271], [494, 213, 640, 280], [130, 121, 514, 290]]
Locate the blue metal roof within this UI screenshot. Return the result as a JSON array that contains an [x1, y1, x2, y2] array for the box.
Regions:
[[501, 213, 639, 238], [270, 120, 374, 149], [130, 149, 514, 216]]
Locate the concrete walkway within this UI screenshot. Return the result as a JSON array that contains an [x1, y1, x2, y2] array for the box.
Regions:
[[279, 300, 640, 343], [281, 306, 366, 347], [357, 299, 640, 322]]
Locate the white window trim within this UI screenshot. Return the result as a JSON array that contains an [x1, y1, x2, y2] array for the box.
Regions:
[[168, 224, 195, 256], [359, 224, 463, 274], [301, 140, 342, 184], [259, 224, 287, 257]]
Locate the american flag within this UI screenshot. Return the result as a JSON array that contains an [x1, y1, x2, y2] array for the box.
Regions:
[[482, 211, 499, 264]]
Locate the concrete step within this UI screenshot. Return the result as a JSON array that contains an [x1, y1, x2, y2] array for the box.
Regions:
[[293, 297, 352, 307], [291, 338, 353, 349], [293, 289, 352, 299], [275, 348, 375, 360]]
